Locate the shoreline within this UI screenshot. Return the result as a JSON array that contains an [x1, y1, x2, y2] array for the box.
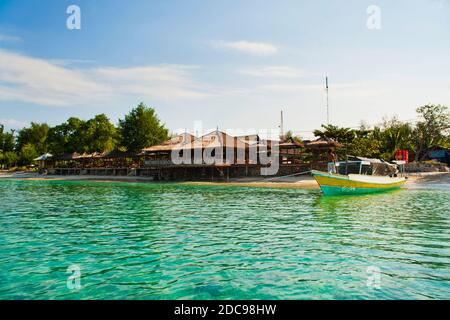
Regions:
[[1, 171, 448, 189], [0, 171, 320, 189]]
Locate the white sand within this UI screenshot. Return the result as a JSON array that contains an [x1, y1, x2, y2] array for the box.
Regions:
[[1, 171, 448, 189]]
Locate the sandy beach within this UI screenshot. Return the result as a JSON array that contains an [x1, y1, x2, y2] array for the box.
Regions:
[[1, 170, 448, 189]]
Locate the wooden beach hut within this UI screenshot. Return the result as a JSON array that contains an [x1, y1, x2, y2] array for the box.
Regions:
[[141, 133, 196, 166], [278, 138, 304, 164], [34, 153, 53, 170], [178, 130, 249, 165], [141, 130, 251, 166], [242, 136, 304, 165], [304, 138, 343, 170]]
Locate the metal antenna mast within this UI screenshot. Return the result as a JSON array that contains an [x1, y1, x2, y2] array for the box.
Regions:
[[280, 110, 284, 139], [326, 76, 330, 124]]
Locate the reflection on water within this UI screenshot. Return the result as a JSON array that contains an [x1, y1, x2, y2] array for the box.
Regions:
[[0, 179, 449, 299]]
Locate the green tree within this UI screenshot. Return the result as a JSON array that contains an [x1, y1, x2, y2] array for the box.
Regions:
[[18, 143, 38, 166], [412, 104, 450, 161], [118, 103, 169, 152], [47, 117, 85, 154], [378, 117, 413, 159], [1, 125, 16, 168], [0, 124, 4, 152], [64, 117, 86, 152], [313, 124, 356, 144], [2, 151, 19, 168], [382, 118, 412, 149], [84, 114, 117, 152], [282, 130, 303, 144], [354, 122, 372, 139], [0, 125, 15, 152], [349, 137, 382, 159], [47, 125, 68, 155], [16, 122, 49, 154]]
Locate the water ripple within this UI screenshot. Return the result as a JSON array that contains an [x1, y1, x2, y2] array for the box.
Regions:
[[0, 179, 449, 299]]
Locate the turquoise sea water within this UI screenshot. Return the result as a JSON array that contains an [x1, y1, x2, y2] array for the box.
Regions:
[[0, 179, 449, 300]]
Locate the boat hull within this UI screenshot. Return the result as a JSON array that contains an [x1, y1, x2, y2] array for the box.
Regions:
[[311, 170, 406, 196]]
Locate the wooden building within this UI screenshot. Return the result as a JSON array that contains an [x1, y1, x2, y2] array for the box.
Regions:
[[304, 138, 343, 170], [141, 130, 250, 166], [41, 130, 342, 180]]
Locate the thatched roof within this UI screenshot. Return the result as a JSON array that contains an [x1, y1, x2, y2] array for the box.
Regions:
[[178, 130, 248, 150], [53, 151, 134, 160], [247, 137, 303, 150], [142, 131, 249, 153], [142, 133, 196, 152], [278, 137, 304, 148], [96, 151, 135, 159], [76, 152, 94, 159]]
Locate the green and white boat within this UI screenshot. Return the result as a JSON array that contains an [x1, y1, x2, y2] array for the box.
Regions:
[[312, 157, 407, 196]]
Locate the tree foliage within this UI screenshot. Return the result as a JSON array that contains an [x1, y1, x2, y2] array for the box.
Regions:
[[313, 124, 356, 145], [47, 117, 85, 154], [46, 115, 118, 154], [1, 151, 19, 168], [1, 113, 122, 167], [16, 122, 49, 154], [0, 125, 15, 152], [84, 114, 118, 152], [118, 103, 169, 152], [18, 143, 38, 166], [1, 103, 448, 168], [313, 105, 449, 161], [348, 137, 382, 159], [282, 130, 303, 144], [412, 104, 450, 161]]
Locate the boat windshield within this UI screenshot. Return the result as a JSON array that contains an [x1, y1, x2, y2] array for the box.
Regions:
[[329, 160, 397, 176]]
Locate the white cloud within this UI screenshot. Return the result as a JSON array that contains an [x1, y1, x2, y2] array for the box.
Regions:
[[92, 65, 210, 101], [240, 66, 308, 78], [0, 50, 111, 106], [259, 81, 371, 93], [49, 58, 96, 66], [0, 50, 210, 107], [0, 34, 22, 43], [214, 41, 278, 56], [0, 118, 28, 129], [260, 83, 321, 92]]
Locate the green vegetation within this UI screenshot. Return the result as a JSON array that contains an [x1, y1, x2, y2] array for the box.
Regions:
[[312, 104, 449, 161], [45, 114, 119, 154], [0, 103, 169, 169], [118, 102, 169, 152], [412, 104, 450, 161], [282, 130, 303, 144], [0, 103, 448, 169]]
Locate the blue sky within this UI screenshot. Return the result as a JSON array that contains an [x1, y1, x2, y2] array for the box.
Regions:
[[0, 0, 449, 138]]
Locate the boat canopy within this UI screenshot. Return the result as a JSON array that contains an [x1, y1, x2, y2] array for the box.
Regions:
[[335, 156, 398, 176], [351, 156, 383, 163]]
